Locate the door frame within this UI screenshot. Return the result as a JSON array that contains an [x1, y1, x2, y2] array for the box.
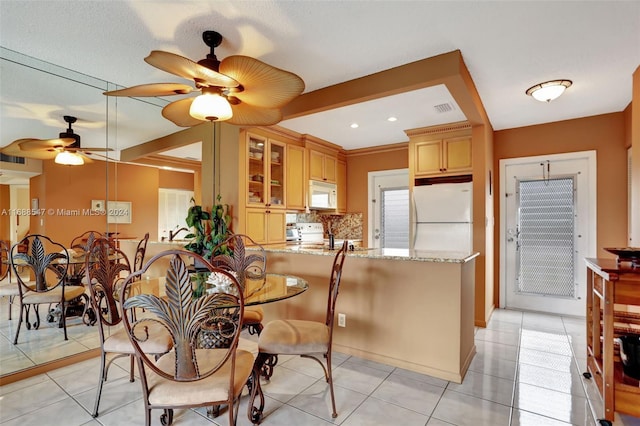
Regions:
[[499, 150, 597, 312]]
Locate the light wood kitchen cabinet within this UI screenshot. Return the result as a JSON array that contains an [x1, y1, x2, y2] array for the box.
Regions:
[[336, 159, 347, 213], [309, 149, 337, 183], [413, 136, 472, 177], [286, 144, 306, 210], [245, 208, 286, 244], [246, 133, 286, 209]]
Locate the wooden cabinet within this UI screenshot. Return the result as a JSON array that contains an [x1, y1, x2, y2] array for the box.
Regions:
[[585, 258, 640, 423], [336, 159, 347, 213], [286, 144, 306, 210], [309, 149, 337, 183], [245, 208, 286, 244], [246, 133, 286, 209], [413, 136, 472, 177]]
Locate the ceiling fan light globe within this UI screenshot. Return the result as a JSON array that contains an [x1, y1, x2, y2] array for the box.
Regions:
[[55, 151, 84, 166], [189, 92, 233, 121]]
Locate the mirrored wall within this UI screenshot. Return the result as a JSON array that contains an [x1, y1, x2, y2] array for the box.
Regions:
[[0, 48, 192, 379]]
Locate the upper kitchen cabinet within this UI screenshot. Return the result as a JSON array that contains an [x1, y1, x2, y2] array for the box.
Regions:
[[407, 122, 472, 179], [309, 149, 337, 182], [286, 144, 306, 211], [336, 159, 347, 213], [303, 135, 341, 184], [246, 132, 286, 209]]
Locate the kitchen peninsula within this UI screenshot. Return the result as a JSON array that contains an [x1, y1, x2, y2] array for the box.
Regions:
[[262, 246, 478, 383], [119, 239, 477, 383]]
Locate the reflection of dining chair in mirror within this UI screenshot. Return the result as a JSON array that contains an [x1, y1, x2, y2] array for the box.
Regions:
[[133, 232, 150, 274], [0, 240, 19, 320], [85, 237, 172, 418], [9, 234, 83, 343], [254, 242, 347, 419], [120, 250, 254, 426], [70, 230, 105, 284], [211, 234, 266, 335]]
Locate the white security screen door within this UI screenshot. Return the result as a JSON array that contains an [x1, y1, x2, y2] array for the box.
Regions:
[[501, 152, 596, 316], [369, 169, 409, 249]]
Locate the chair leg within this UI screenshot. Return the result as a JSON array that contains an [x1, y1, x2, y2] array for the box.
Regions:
[[61, 301, 68, 340], [8, 295, 13, 320], [93, 351, 107, 417], [129, 354, 135, 382], [326, 351, 337, 418], [13, 303, 25, 344]]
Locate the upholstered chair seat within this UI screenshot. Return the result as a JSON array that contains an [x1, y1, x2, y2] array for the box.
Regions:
[[259, 319, 330, 354], [146, 349, 254, 406]]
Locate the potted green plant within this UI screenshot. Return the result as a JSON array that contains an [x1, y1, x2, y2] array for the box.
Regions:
[[184, 195, 233, 262]]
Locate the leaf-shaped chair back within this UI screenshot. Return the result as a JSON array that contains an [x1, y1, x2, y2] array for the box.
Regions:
[[0, 240, 10, 282], [10, 234, 69, 293], [70, 230, 104, 254], [120, 249, 244, 381], [85, 237, 131, 330], [326, 241, 347, 331], [133, 232, 150, 273], [210, 234, 266, 288]]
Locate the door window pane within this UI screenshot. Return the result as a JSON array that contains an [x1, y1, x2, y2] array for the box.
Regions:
[[381, 188, 409, 248]]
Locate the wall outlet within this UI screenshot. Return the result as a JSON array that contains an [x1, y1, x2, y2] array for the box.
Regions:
[[338, 313, 346, 327]]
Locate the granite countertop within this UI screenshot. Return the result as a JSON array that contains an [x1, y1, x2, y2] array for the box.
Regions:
[[265, 244, 479, 263]]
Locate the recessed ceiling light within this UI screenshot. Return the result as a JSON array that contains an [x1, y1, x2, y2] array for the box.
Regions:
[[350, 123, 359, 129], [387, 116, 397, 122]]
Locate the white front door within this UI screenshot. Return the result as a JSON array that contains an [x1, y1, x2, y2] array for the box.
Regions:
[[500, 152, 596, 316]]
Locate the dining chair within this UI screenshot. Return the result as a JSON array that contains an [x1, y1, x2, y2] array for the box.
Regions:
[[120, 249, 254, 426], [0, 240, 19, 320], [85, 236, 173, 417], [254, 241, 347, 419], [69, 230, 104, 284], [9, 234, 82, 343], [133, 232, 150, 273], [211, 234, 266, 335]]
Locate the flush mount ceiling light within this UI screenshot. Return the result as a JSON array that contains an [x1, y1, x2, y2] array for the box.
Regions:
[[387, 116, 398, 122], [526, 80, 572, 102], [55, 150, 84, 166], [350, 123, 359, 129]]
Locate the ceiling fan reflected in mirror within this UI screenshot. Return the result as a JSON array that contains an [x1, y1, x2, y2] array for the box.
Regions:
[[103, 30, 305, 127], [0, 115, 113, 166]]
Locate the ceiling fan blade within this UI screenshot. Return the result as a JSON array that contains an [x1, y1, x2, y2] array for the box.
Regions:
[[104, 83, 196, 97], [161, 98, 204, 127], [227, 103, 283, 126], [145, 50, 239, 88], [1, 140, 58, 160], [15, 138, 76, 152], [68, 147, 114, 153], [220, 55, 305, 108]]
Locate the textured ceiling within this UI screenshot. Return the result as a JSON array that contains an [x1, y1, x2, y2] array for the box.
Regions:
[[1, 1, 639, 164]]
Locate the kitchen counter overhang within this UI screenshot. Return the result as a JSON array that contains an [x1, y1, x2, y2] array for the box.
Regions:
[[260, 246, 478, 383]]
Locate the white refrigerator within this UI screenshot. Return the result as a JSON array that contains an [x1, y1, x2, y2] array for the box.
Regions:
[[412, 181, 473, 252]]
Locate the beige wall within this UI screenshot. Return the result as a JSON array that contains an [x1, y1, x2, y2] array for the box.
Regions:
[[493, 112, 628, 305], [29, 161, 193, 245], [631, 66, 640, 244], [345, 144, 409, 246]]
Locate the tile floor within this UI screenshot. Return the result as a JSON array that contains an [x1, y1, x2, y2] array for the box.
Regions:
[[1, 306, 640, 426]]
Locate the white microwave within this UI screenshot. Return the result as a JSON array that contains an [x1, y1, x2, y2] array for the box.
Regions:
[[309, 180, 337, 210]]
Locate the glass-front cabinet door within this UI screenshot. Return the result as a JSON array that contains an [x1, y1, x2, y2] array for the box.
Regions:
[[246, 132, 287, 209], [268, 140, 285, 208], [247, 133, 267, 206]]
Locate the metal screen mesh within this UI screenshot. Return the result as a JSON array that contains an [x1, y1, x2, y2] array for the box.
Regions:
[[381, 188, 409, 249], [516, 177, 575, 298]]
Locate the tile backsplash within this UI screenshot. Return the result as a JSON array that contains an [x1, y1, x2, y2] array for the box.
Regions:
[[293, 212, 363, 240]]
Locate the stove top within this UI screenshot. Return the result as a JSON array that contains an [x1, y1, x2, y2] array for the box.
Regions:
[[295, 222, 325, 243]]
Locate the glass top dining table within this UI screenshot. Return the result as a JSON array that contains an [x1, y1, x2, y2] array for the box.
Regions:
[[129, 272, 309, 306]]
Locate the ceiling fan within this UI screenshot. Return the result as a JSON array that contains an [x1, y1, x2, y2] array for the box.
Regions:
[[103, 30, 305, 127], [0, 115, 113, 165]]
